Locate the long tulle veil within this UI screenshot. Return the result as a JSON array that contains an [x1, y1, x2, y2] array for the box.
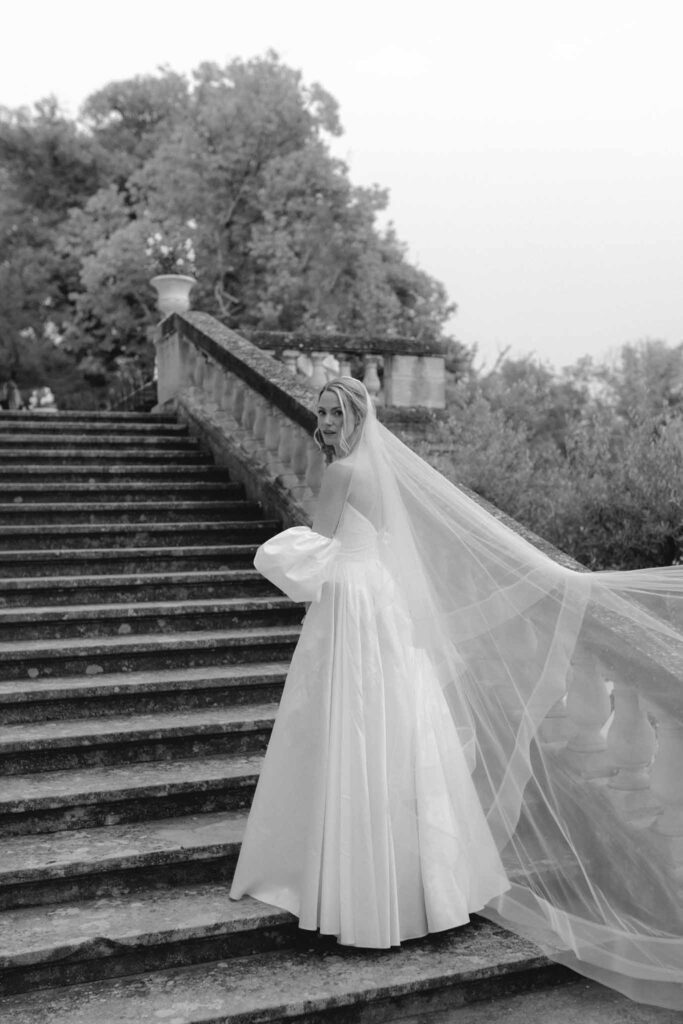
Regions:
[[340, 380, 683, 1008]]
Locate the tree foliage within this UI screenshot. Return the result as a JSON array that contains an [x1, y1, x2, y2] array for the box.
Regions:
[[421, 339, 683, 570], [0, 53, 454, 406]]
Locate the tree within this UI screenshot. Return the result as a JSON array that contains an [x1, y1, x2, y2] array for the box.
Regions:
[[81, 69, 191, 181], [0, 52, 456, 404], [0, 98, 110, 221], [604, 339, 683, 424], [424, 342, 683, 570]]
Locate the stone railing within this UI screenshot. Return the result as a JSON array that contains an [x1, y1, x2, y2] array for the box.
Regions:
[[155, 310, 683, 889], [456, 486, 683, 877], [242, 329, 446, 409], [155, 312, 446, 524]]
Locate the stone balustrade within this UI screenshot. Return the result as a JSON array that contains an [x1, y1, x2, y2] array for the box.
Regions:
[[155, 309, 683, 893], [242, 330, 446, 409], [155, 312, 446, 523], [155, 312, 326, 523], [536, 624, 683, 889]]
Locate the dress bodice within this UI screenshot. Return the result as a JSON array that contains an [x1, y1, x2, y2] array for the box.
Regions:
[[335, 503, 380, 562]]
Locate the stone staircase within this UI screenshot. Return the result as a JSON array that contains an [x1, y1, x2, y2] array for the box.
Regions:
[[0, 409, 579, 1023]]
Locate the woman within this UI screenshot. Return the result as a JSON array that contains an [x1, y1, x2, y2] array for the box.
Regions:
[[231, 377, 683, 1007], [231, 378, 508, 946]]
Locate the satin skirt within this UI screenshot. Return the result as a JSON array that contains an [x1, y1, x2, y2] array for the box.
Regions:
[[230, 526, 509, 947]]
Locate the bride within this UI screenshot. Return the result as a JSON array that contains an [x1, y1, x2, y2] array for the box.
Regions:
[[231, 377, 683, 1008]]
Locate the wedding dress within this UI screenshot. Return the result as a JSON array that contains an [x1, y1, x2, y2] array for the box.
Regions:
[[230, 501, 509, 946], [230, 384, 683, 1008]]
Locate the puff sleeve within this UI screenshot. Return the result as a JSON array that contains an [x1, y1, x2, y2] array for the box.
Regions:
[[253, 526, 341, 603]]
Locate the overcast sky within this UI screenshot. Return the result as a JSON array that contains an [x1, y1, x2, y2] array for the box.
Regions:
[[3, 0, 682, 368]]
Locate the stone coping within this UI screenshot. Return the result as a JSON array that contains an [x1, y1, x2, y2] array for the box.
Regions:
[[241, 328, 445, 357]]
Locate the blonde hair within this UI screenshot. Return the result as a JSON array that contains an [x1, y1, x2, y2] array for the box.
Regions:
[[314, 377, 369, 462]]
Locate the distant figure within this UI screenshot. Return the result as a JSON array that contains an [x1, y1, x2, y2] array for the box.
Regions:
[[6, 378, 24, 410]]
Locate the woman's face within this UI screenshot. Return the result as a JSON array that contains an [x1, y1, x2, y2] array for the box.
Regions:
[[317, 389, 353, 456]]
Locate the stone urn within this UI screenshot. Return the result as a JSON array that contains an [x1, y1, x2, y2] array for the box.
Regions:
[[150, 274, 196, 317]]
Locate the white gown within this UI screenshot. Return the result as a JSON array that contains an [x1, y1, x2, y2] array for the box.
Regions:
[[230, 502, 509, 948]]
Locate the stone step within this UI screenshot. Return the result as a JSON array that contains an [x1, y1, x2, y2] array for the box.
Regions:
[[0, 919, 570, 1024], [0, 703, 278, 774], [0, 596, 300, 641], [0, 752, 263, 837], [0, 521, 278, 551], [0, 568, 276, 606], [0, 882, 296, 997], [0, 810, 244, 910], [0, 625, 300, 680], [0, 464, 227, 483], [0, 663, 288, 723], [0, 499, 262, 525], [0, 423, 187, 440], [0, 544, 262, 578], [0, 447, 210, 464], [0, 432, 199, 450], [0, 411, 177, 424], [0, 481, 239, 504], [0, 422, 187, 440]]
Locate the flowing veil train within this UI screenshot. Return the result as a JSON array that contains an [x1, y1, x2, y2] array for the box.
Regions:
[[232, 381, 683, 1009]]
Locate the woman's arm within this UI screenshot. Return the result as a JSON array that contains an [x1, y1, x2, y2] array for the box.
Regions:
[[312, 461, 352, 538]]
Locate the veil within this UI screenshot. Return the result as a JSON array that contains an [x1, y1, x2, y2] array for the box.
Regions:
[[335, 381, 683, 1008]]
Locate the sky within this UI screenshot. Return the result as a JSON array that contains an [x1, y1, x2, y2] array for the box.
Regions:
[[2, 0, 682, 369]]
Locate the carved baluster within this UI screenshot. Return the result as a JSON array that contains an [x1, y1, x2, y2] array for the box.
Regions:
[[240, 390, 258, 452], [276, 417, 299, 488], [226, 373, 242, 419], [202, 359, 218, 410], [290, 426, 312, 501], [539, 696, 570, 745], [281, 349, 300, 376], [338, 353, 352, 378], [605, 680, 657, 820], [215, 370, 233, 415], [232, 379, 246, 428], [362, 355, 382, 404], [211, 361, 227, 411], [607, 681, 656, 789], [184, 345, 196, 389], [192, 351, 206, 389], [310, 352, 329, 389], [305, 440, 324, 499], [251, 395, 269, 460], [564, 650, 612, 777], [177, 337, 192, 391], [651, 715, 683, 839], [263, 407, 283, 475]]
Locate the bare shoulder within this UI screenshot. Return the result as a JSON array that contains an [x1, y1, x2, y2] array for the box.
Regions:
[[324, 460, 353, 483], [318, 460, 353, 503]]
